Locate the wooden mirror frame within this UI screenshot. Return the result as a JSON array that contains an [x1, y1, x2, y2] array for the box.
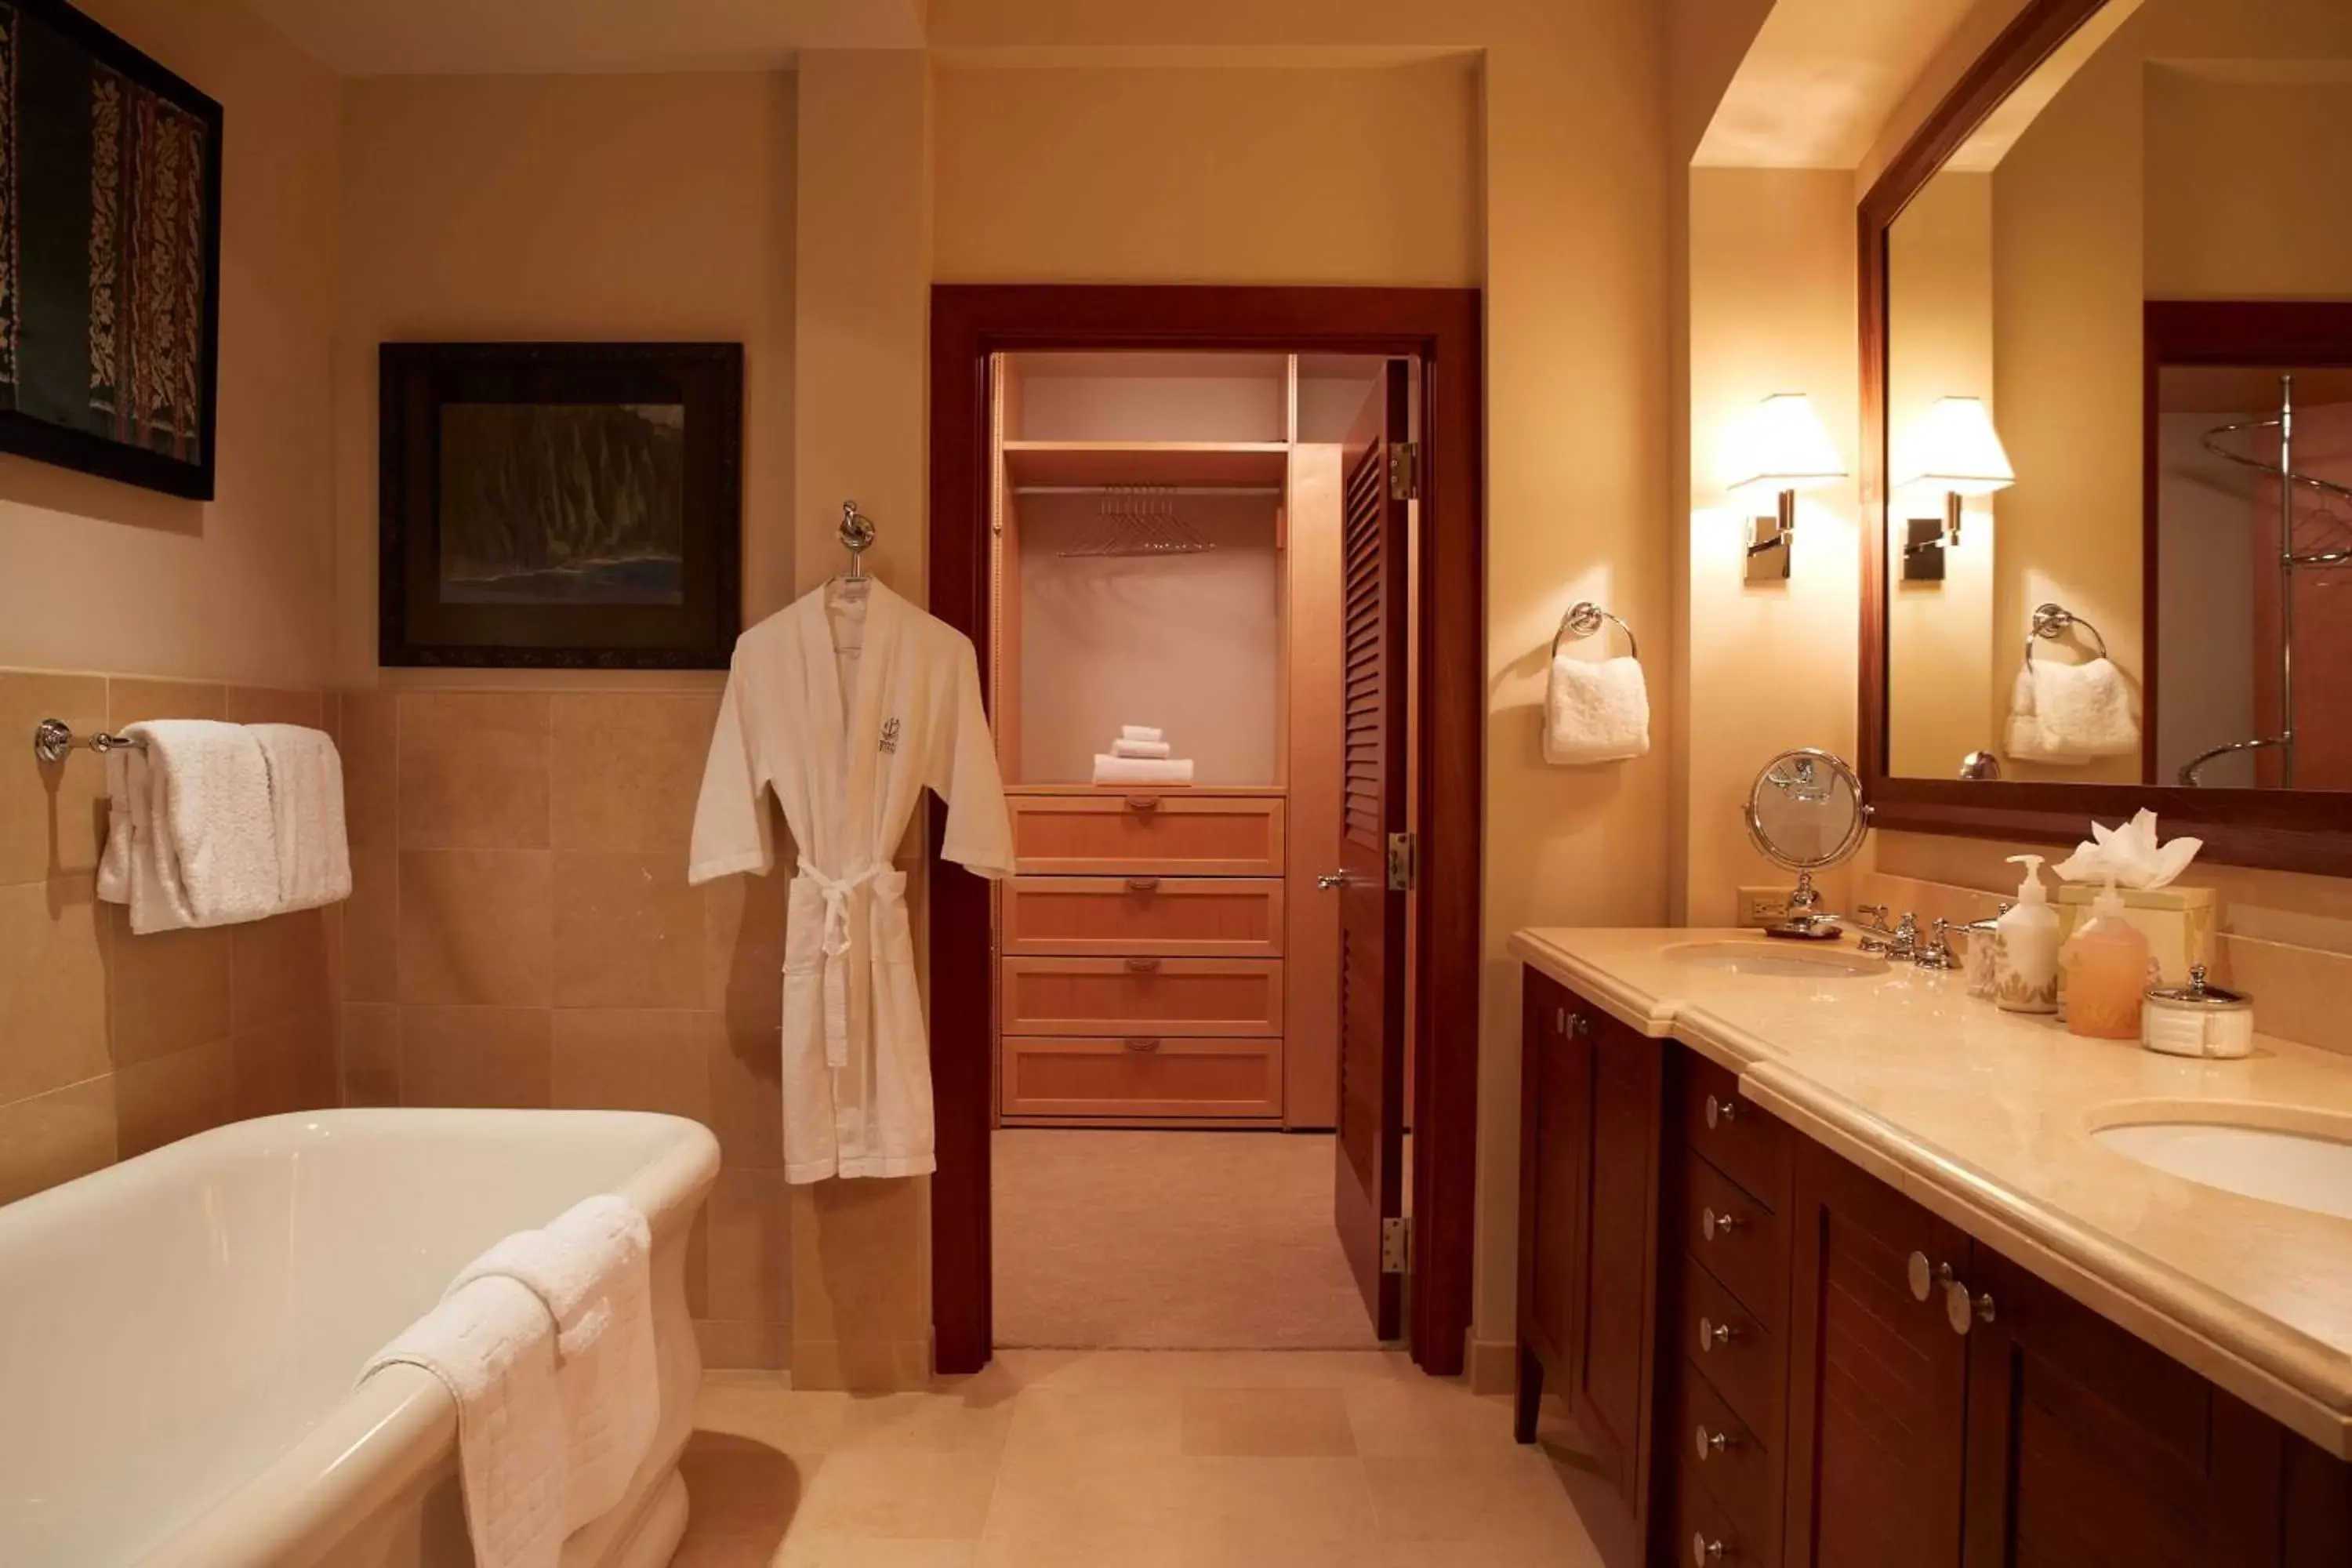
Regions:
[[1857, 0, 2352, 877]]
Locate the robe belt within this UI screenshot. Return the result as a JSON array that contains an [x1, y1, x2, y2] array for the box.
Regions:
[[803, 861, 885, 1069]]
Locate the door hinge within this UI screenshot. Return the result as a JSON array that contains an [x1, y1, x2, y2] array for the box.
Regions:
[[1387, 441, 1421, 500], [1385, 831, 1417, 891], [1381, 1216, 1411, 1274]]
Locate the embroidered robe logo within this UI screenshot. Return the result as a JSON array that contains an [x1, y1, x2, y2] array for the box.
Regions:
[[879, 717, 901, 754]]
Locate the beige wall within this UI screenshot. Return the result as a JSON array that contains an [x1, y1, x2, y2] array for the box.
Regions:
[[0, 0, 339, 687], [1, 670, 337, 1205], [2145, 73, 2352, 299]]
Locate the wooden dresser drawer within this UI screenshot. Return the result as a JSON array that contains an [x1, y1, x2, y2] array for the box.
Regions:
[[1675, 1462, 1755, 1568], [1679, 1254, 1784, 1444], [1682, 1153, 1788, 1330], [1011, 793, 1286, 876], [1679, 1356, 1780, 1564], [1000, 956, 1284, 1036], [1679, 1054, 1788, 1211], [1001, 1036, 1281, 1120], [1003, 876, 1284, 958]]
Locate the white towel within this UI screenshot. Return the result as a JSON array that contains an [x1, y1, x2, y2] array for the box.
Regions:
[[1119, 726, 1163, 743], [2003, 666, 2085, 764], [365, 1196, 659, 1568], [1543, 654, 1650, 764], [1093, 754, 1195, 786], [96, 722, 280, 931], [1112, 738, 1171, 759], [251, 724, 353, 912], [366, 1275, 572, 1568], [2009, 659, 2136, 762]]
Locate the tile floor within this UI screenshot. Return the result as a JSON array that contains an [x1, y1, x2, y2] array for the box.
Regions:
[[673, 1350, 1611, 1566]]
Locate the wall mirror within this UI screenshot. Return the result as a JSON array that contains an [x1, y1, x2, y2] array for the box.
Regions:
[[1860, 0, 2352, 875]]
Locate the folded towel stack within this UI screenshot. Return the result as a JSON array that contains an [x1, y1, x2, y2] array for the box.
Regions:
[[97, 720, 352, 933], [1544, 654, 1650, 765], [363, 1195, 659, 1568], [2005, 659, 2137, 764], [1094, 724, 1194, 785]]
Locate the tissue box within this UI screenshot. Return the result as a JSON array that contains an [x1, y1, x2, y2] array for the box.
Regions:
[[2055, 884, 2218, 985]]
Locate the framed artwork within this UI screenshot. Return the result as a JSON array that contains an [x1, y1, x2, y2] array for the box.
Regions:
[[0, 0, 225, 500], [379, 341, 743, 668]]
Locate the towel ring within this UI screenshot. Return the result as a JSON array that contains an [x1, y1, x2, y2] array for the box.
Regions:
[[1553, 601, 1639, 662], [2025, 602, 2109, 666]]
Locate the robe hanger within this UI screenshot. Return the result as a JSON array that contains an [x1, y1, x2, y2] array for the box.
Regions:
[[833, 500, 877, 599]]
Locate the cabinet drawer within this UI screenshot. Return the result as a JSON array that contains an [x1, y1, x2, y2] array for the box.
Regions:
[[1000, 1036, 1281, 1120], [1003, 876, 1284, 958], [1011, 793, 1285, 876], [1679, 1256, 1783, 1444], [1000, 957, 1284, 1036], [1679, 1357, 1779, 1563], [1680, 1054, 1788, 1211], [1676, 1463, 1755, 1568], [1682, 1154, 1788, 1331]]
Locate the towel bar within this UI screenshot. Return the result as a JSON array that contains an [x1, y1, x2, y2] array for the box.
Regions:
[[2024, 602, 2110, 666], [32, 719, 146, 764], [1553, 601, 1639, 662]]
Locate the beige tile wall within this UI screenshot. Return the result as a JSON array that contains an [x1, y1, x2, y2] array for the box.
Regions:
[[335, 686, 792, 1368], [0, 670, 339, 1206]]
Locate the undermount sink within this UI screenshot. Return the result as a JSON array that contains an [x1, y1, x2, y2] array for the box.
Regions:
[[2093, 1120, 2352, 1222], [1662, 941, 1889, 978]]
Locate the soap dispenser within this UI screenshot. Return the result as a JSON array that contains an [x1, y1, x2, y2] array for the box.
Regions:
[[1993, 855, 2060, 1014], [2063, 875, 2153, 1040]]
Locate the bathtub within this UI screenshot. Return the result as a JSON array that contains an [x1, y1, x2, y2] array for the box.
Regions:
[[0, 1108, 720, 1568]]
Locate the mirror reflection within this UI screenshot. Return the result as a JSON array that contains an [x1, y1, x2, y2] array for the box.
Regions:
[[1880, 0, 2352, 792]]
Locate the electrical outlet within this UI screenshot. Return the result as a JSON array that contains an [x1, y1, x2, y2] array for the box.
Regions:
[[1737, 887, 1792, 928]]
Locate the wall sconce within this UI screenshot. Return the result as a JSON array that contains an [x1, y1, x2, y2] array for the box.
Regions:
[[1897, 396, 2013, 582], [1727, 393, 1847, 583]]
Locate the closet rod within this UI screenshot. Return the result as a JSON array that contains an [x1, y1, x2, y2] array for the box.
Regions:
[[1013, 485, 1282, 498]]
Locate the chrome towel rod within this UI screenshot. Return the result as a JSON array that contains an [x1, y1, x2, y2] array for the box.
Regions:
[[1553, 601, 1639, 661], [34, 719, 145, 763]]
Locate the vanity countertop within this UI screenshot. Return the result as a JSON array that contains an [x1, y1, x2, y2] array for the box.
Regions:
[[1511, 925, 2352, 1458]]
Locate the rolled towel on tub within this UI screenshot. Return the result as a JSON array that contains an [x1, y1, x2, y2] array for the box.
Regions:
[[1544, 654, 1650, 764], [1112, 738, 1171, 759], [1093, 754, 1195, 786]]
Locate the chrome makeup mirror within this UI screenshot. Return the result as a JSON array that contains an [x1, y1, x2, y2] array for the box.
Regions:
[[1746, 747, 1869, 940]]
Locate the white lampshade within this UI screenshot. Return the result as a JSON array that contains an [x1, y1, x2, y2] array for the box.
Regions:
[[1900, 397, 2015, 495], [1726, 394, 1848, 499]]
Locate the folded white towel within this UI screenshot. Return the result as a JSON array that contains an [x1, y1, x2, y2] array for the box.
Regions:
[[96, 722, 280, 931], [1112, 738, 1171, 759], [2004, 666, 2084, 764], [2009, 659, 2136, 762], [1120, 726, 1163, 743], [366, 1274, 570, 1568], [1093, 754, 1195, 786], [251, 724, 353, 912], [1544, 654, 1650, 764]]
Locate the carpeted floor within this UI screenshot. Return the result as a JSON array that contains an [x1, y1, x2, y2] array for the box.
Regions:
[[993, 1128, 1382, 1350]]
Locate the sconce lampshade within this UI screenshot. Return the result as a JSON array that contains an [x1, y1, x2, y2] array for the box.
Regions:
[[1727, 393, 1849, 499], [1900, 397, 2015, 495]]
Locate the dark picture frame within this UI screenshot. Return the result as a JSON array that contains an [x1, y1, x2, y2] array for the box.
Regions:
[[378, 341, 742, 669], [0, 0, 225, 500]]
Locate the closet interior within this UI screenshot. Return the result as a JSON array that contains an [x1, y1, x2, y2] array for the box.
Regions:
[[985, 349, 1414, 1350]]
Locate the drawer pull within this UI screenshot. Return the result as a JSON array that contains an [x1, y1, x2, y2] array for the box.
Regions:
[[1123, 956, 1163, 974], [1124, 877, 1162, 893], [1124, 794, 1161, 813], [1694, 1424, 1737, 1461], [1123, 1036, 1163, 1053], [1693, 1534, 1728, 1565], [1701, 1206, 1741, 1243], [1907, 1251, 1955, 1304], [1697, 1316, 1739, 1354], [1704, 1092, 1737, 1129], [1566, 1011, 1590, 1037], [1945, 1279, 1996, 1336]]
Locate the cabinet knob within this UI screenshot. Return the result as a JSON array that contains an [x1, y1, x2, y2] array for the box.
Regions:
[[1693, 1533, 1727, 1565], [1704, 1093, 1737, 1129], [1123, 794, 1161, 812], [1944, 1279, 1996, 1336], [1906, 1251, 1955, 1304], [1124, 956, 1162, 974], [1701, 1206, 1741, 1243], [1693, 1424, 1737, 1461], [1122, 1036, 1162, 1053], [1565, 1011, 1590, 1038], [1697, 1316, 1738, 1354], [1125, 876, 1162, 893]]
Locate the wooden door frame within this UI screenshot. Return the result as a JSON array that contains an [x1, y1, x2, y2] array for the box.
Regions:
[[926, 285, 1485, 1375]]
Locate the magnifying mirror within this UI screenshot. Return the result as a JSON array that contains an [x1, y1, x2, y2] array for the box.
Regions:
[[1745, 747, 1869, 940]]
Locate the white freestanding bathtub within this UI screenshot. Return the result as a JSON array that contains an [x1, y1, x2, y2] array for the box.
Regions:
[[0, 1109, 720, 1568]]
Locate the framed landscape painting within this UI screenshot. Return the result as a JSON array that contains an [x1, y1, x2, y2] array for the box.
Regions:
[[379, 342, 742, 668], [0, 0, 225, 500]]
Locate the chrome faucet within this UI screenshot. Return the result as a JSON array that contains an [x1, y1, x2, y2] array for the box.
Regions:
[[1857, 909, 1919, 960]]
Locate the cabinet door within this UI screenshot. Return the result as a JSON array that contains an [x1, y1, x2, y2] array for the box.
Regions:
[[1959, 1247, 2345, 1568], [1517, 971, 1592, 1381], [1576, 1014, 1664, 1510], [1784, 1140, 1972, 1568]]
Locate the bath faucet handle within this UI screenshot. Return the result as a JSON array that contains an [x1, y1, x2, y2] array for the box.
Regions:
[[1917, 919, 1962, 971], [1860, 909, 1919, 958]]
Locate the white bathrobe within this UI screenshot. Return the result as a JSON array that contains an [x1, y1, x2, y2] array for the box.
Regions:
[[688, 579, 1013, 1182]]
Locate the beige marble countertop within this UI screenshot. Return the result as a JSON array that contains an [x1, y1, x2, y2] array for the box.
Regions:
[[1509, 926, 2352, 1459]]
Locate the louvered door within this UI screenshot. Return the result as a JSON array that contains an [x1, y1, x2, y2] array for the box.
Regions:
[[1332, 360, 1410, 1339]]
